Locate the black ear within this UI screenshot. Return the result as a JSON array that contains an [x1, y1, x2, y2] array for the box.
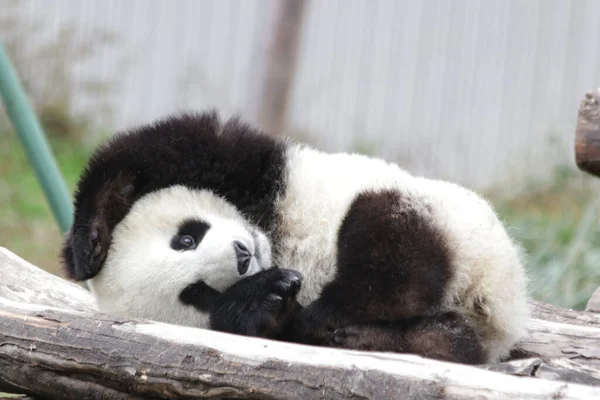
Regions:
[[60, 218, 110, 281], [60, 230, 77, 279], [61, 173, 137, 282]]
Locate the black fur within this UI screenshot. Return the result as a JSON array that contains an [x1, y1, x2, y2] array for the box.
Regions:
[[170, 219, 211, 251], [324, 313, 485, 364], [209, 268, 302, 338], [178, 268, 302, 337], [61, 111, 288, 281], [179, 281, 220, 312]]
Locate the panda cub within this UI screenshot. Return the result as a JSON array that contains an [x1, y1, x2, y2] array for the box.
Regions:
[[62, 111, 529, 365]]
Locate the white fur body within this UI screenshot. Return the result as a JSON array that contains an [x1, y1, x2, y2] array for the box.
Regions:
[[274, 145, 529, 362], [90, 186, 272, 328]]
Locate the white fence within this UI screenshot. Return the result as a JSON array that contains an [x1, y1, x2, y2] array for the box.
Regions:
[[6, 0, 600, 188]]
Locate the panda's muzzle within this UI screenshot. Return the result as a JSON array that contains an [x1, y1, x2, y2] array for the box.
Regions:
[[233, 240, 252, 275]]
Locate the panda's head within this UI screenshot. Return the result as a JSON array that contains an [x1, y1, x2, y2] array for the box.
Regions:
[[88, 185, 272, 328]]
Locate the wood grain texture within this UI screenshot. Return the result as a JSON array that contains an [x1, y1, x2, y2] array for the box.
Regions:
[[0, 247, 95, 312], [1, 297, 600, 400]]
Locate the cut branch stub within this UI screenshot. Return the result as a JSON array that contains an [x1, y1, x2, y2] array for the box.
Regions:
[[587, 287, 600, 313], [575, 88, 600, 177]]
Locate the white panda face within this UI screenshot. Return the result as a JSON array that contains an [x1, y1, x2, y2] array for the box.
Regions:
[[88, 185, 272, 328]]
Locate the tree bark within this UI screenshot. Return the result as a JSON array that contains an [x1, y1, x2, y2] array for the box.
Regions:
[[0, 297, 599, 400], [0, 246, 95, 312], [484, 357, 600, 386], [587, 287, 600, 313], [1, 246, 600, 399], [575, 87, 600, 177]]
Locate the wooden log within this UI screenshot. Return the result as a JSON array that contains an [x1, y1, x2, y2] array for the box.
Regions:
[[1, 297, 600, 400], [485, 357, 600, 387], [0, 247, 95, 312], [514, 317, 600, 363], [530, 299, 600, 326], [575, 87, 600, 177], [587, 287, 600, 313]]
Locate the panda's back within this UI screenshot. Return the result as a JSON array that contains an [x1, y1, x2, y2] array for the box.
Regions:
[[273, 145, 528, 362], [413, 177, 529, 361], [274, 145, 417, 305]]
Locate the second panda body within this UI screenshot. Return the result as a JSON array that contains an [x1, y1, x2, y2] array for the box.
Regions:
[[62, 112, 529, 364]]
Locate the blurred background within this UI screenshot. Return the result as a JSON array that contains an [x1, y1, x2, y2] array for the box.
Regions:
[[1, 0, 599, 310]]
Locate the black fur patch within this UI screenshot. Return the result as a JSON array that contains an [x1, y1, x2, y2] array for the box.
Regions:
[[61, 111, 289, 281], [171, 219, 211, 251], [179, 281, 221, 312], [325, 312, 485, 364], [209, 268, 303, 338], [289, 188, 455, 345]]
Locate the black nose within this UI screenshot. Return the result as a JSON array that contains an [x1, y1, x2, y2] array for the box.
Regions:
[[233, 240, 252, 275]]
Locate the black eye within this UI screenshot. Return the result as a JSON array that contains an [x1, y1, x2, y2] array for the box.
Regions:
[[171, 219, 210, 250], [180, 235, 195, 249]]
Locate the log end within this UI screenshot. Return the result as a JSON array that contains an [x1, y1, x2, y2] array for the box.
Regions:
[[575, 88, 600, 178], [587, 287, 600, 313]]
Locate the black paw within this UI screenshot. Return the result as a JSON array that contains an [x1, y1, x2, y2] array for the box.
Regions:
[[272, 269, 302, 302], [209, 268, 303, 339]]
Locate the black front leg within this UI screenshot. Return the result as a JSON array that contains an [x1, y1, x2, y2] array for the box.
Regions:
[[209, 268, 303, 339]]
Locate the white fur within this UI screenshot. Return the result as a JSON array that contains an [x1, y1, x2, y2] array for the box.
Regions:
[[414, 177, 529, 362], [274, 146, 414, 305], [275, 144, 529, 362], [89, 185, 272, 328]]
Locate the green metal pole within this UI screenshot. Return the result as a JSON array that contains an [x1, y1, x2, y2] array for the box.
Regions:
[[0, 43, 73, 233]]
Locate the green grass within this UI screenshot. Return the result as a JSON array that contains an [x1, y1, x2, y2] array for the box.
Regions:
[[486, 167, 600, 310], [0, 133, 92, 277]]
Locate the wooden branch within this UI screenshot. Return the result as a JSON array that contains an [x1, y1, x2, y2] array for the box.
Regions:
[[485, 357, 600, 387], [0, 247, 96, 312], [2, 246, 600, 398], [518, 300, 600, 362], [530, 299, 600, 326], [515, 318, 600, 362], [575, 87, 600, 177], [587, 287, 600, 313], [1, 298, 600, 400]]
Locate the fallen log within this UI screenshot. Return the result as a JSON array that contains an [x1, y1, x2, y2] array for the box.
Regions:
[[0, 246, 95, 312], [1, 246, 600, 398], [1, 297, 600, 400], [484, 357, 600, 386]]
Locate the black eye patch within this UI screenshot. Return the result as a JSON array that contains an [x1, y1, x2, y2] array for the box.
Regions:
[[170, 219, 211, 251]]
